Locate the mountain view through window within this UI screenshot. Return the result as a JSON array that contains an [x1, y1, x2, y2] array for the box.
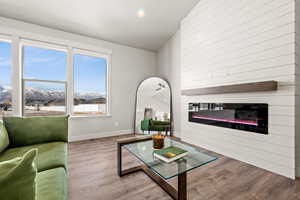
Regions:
[[23, 45, 67, 116], [21, 45, 107, 116], [1, 42, 108, 117], [73, 53, 107, 115], [0, 41, 12, 116]]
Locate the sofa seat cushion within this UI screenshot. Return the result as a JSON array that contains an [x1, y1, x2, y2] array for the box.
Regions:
[[37, 167, 67, 200], [0, 142, 67, 172]]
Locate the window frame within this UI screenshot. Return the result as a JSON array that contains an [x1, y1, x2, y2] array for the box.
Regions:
[[71, 48, 111, 117], [0, 36, 13, 117], [20, 40, 68, 116], [18, 39, 112, 117]]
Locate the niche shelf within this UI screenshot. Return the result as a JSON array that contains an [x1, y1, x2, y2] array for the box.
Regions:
[[181, 80, 278, 96]]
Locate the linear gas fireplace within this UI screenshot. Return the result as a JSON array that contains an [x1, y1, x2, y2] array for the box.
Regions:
[[188, 103, 268, 134]]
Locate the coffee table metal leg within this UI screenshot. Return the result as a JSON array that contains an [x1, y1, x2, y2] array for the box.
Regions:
[[177, 159, 187, 200], [117, 142, 142, 177], [178, 172, 187, 200], [117, 142, 122, 176]]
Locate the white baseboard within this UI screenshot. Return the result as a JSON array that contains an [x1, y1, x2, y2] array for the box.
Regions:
[[69, 129, 133, 142]]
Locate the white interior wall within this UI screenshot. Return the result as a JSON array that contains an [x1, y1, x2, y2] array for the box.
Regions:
[[0, 16, 157, 141], [180, 0, 296, 179], [295, 0, 300, 177], [157, 31, 181, 137]]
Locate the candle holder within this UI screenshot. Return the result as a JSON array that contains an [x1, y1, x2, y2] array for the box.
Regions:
[[152, 132, 165, 149]]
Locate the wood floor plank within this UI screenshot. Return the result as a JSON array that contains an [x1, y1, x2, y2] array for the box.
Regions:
[[68, 134, 300, 200]]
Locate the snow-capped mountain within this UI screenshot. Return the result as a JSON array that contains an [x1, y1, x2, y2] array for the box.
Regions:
[[74, 91, 104, 100], [0, 85, 11, 103], [25, 87, 66, 100], [0, 85, 105, 104], [0, 85, 11, 93]]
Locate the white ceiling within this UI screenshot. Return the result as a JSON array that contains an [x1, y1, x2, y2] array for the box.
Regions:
[[0, 0, 200, 51]]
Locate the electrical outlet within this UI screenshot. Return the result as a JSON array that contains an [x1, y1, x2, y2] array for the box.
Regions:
[[115, 122, 119, 127]]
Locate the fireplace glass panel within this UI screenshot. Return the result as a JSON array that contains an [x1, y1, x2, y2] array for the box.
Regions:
[[188, 103, 268, 134]]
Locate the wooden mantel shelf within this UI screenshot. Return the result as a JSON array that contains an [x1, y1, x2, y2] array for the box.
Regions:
[[181, 81, 278, 96]]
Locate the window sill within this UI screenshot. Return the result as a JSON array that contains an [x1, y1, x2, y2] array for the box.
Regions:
[[70, 114, 112, 119]]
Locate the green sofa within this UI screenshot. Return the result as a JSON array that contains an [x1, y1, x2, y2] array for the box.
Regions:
[[0, 116, 68, 200], [141, 119, 170, 134]]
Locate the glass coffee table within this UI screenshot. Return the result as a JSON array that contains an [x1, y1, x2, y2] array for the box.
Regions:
[[117, 136, 217, 200]]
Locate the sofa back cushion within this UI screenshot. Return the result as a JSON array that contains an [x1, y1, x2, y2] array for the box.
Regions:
[[3, 116, 68, 147], [0, 148, 37, 200], [0, 121, 9, 153]]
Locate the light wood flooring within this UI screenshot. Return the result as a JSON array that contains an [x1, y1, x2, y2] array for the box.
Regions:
[[68, 135, 300, 200]]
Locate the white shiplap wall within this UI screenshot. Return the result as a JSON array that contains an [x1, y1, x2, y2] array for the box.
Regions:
[[157, 31, 182, 137], [295, 0, 300, 177], [180, 0, 296, 178]]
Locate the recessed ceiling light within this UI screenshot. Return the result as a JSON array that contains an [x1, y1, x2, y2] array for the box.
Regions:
[[136, 9, 145, 18]]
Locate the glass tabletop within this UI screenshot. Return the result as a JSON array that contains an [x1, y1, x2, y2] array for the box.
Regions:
[[123, 138, 217, 179]]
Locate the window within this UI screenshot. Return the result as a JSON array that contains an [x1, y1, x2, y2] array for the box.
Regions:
[[0, 40, 12, 116], [3, 37, 111, 117], [73, 52, 108, 115], [22, 44, 67, 116]]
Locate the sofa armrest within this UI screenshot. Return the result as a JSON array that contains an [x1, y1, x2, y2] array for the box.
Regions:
[[3, 116, 68, 147]]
